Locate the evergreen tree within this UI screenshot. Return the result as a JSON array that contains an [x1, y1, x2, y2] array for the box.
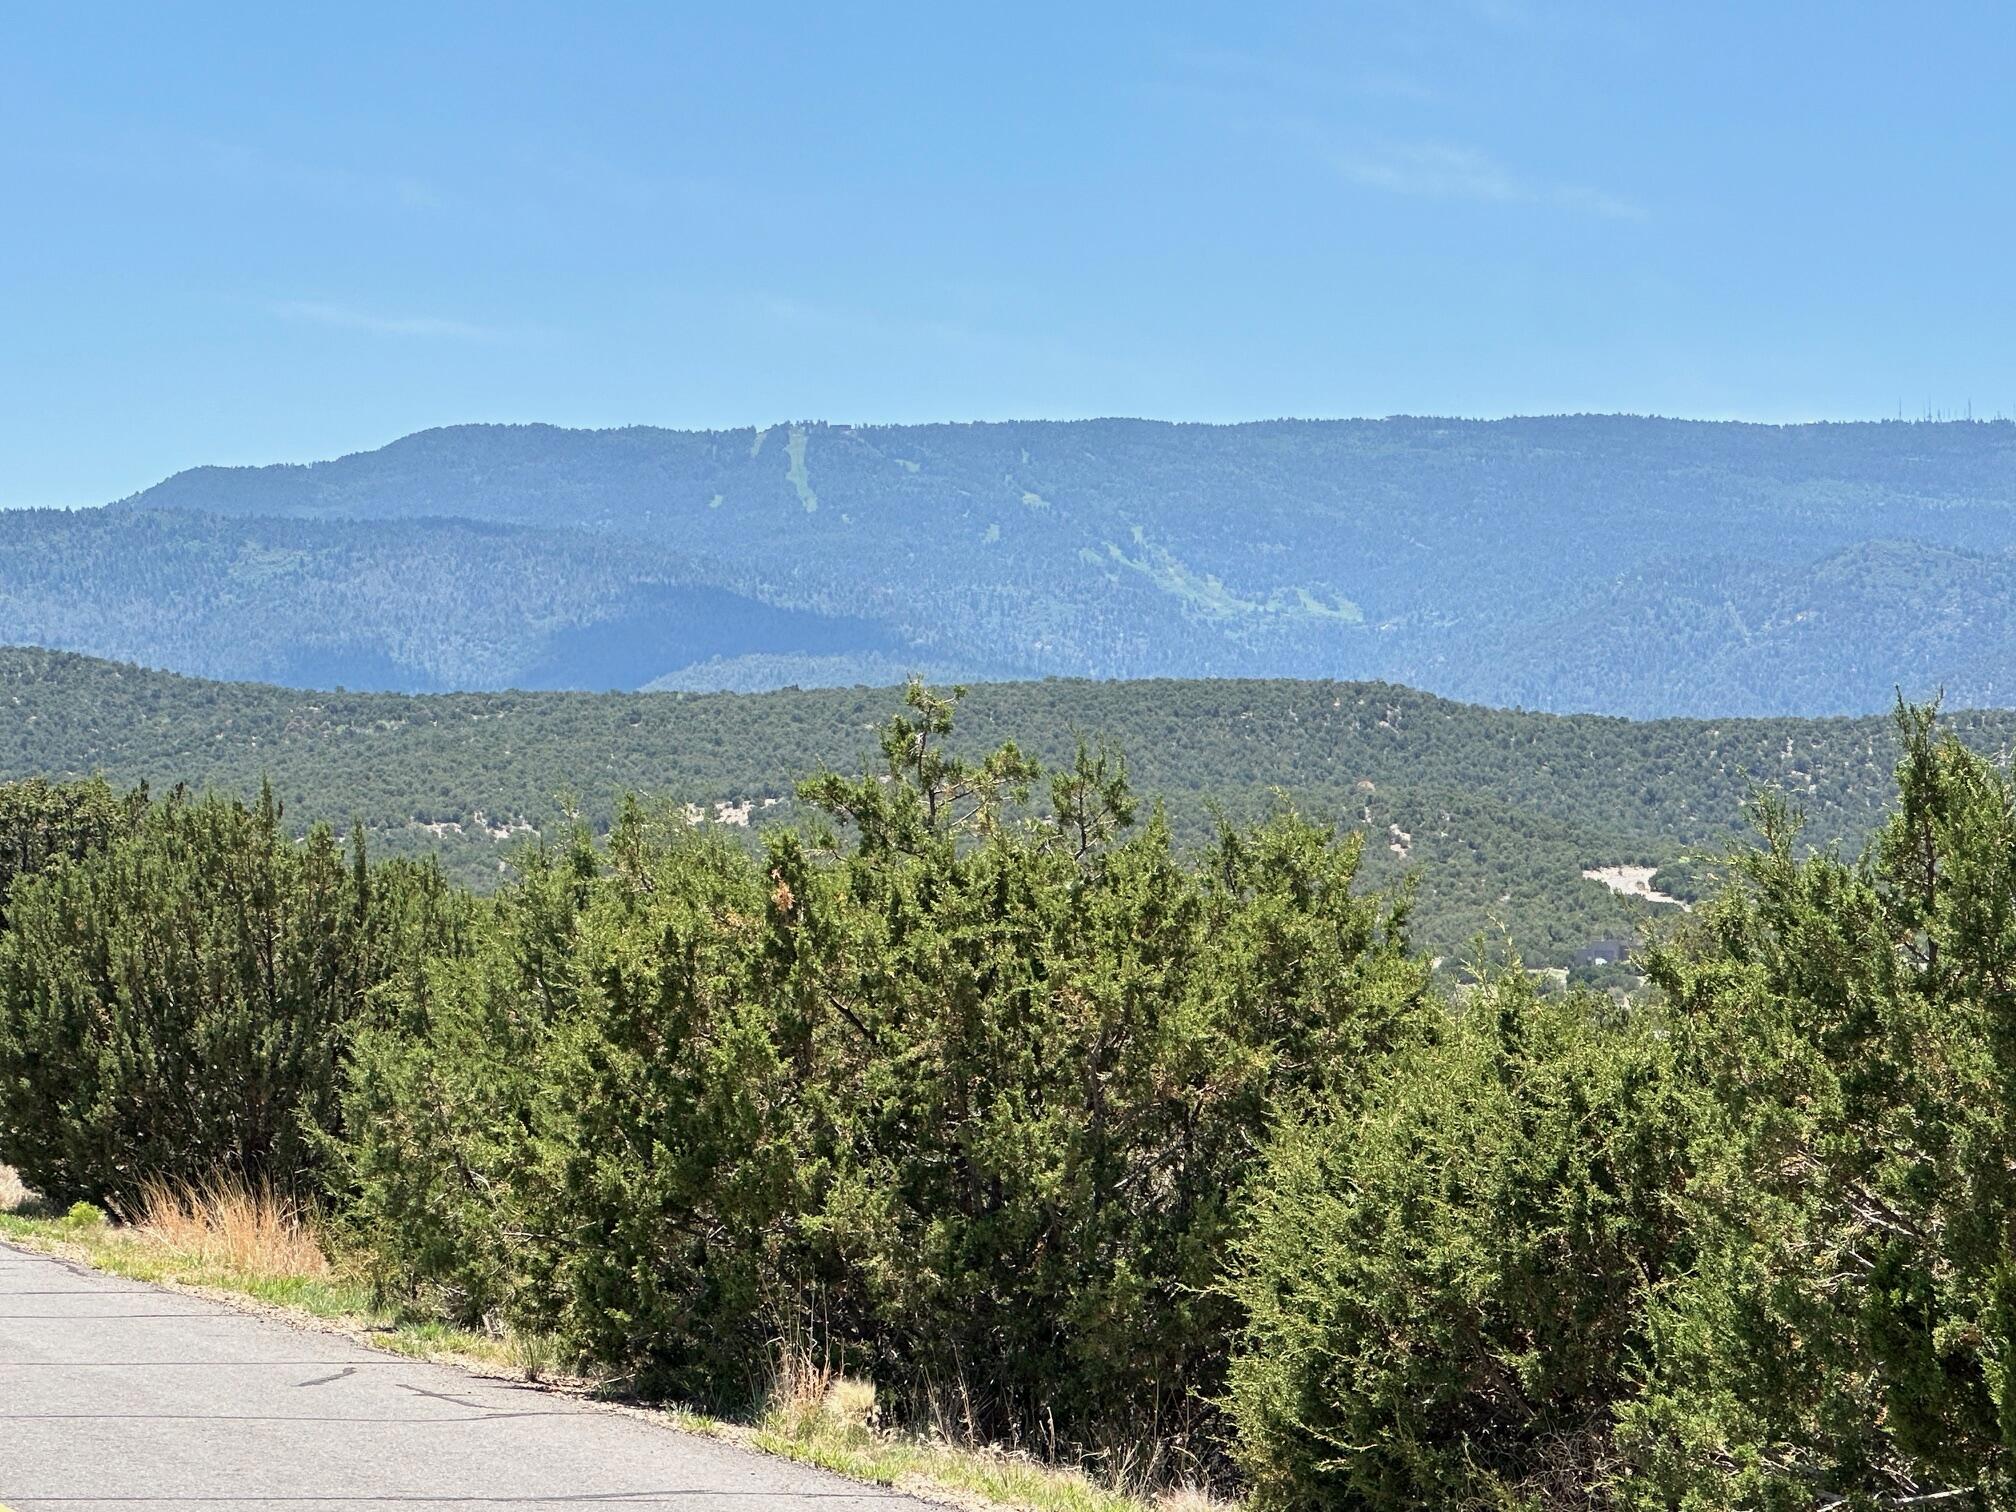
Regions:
[[0, 785, 461, 1208], [1627, 707, 2016, 1508]]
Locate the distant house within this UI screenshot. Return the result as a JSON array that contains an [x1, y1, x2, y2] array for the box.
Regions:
[[1572, 938, 1635, 969]]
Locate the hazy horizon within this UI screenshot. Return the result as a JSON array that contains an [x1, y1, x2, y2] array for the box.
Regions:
[[12, 408, 2014, 513], [9, 3, 2016, 506]]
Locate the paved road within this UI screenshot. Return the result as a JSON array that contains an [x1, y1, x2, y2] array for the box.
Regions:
[[0, 1239, 937, 1510]]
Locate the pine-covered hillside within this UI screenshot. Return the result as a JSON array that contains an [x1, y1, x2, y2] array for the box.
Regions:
[[64, 413, 2016, 715], [7, 646, 2011, 969]]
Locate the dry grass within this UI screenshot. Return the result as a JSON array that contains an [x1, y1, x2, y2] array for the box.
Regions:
[[753, 1339, 1239, 1512], [133, 1174, 330, 1280], [765, 1340, 880, 1439], [0, 1164, 34, 1214]]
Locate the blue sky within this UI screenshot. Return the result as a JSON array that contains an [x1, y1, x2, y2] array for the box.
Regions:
[[4, 2, 2013, 505]]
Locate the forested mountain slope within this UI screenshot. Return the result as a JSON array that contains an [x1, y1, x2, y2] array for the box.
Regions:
[[8, 647, 2012, 968], [92, 413, 2016, 715], [0, 508, 918, 691]]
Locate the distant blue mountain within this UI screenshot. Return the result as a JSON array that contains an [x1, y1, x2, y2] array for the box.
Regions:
[[0, 413, 2005, 715]]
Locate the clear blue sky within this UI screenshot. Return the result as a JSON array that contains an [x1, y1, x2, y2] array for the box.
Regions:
[[5, 2, 2013, 505]]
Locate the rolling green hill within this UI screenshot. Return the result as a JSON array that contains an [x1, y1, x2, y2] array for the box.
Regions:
[[7, 646, 2008, 969]]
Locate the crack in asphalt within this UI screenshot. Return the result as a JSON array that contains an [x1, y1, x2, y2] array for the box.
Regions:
[[295, 1366, 359, 1388]]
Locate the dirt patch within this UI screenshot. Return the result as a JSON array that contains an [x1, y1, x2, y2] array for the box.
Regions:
[[1582, 865, 1690, 910]]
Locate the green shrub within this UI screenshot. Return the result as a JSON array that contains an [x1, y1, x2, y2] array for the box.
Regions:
[[1226, 975, 1682, 1509], [340, 812, 804, 1402], [1623, 709, 2016, 1507], [771, 693, 1429, 1465], [339, 686, 1430, 1470], [0, 775, 137, 926], [0, 783, 463, 1210]]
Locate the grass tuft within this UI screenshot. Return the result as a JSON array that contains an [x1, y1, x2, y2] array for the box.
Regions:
[[749, 1336, 1232, 1511], [0, 1164, 36, 1214], [507, 1328, 566, 1383], [134, 1174, 328, 1280], [763, 1338, 880, 1440]]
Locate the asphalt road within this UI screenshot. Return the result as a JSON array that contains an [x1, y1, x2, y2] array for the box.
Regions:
[[0, 1238, 937, 1510]]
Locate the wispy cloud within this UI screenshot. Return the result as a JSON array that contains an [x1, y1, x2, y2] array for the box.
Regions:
[[1145, 26, 1645, 225], [267, 300, 505, 340], [1334, 140, 1647, 220], [1166, 45, 1441, 107]]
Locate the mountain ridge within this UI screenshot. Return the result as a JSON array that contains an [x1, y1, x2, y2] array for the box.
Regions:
[[22, 414, 2016, 714]]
